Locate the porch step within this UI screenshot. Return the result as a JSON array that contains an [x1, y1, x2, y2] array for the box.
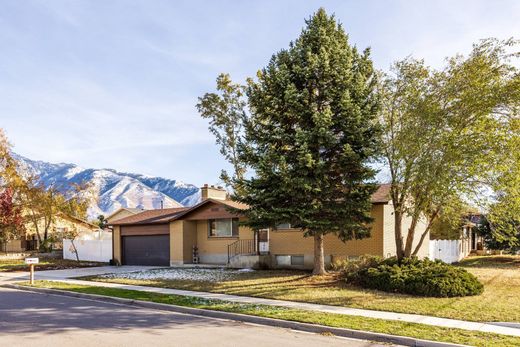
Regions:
[[227, 239, 256, 263]]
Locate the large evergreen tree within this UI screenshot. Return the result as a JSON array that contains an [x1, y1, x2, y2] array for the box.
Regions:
[[235, 9, 380, 275]]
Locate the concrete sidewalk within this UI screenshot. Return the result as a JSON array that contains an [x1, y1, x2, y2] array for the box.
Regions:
[[34, 277, 520, 338], [0, 265, 163, 282]]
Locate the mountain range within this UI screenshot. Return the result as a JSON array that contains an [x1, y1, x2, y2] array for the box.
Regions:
[[13, 153, 201, 219]]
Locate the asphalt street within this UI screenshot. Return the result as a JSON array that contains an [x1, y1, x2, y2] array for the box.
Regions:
[[0, 286, 390, 347]]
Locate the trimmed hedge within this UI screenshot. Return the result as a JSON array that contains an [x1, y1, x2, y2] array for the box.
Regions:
[[346, 257, 484, 297]]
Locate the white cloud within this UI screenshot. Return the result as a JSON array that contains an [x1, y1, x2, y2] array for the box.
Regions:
[[1, 0, 518, 185]]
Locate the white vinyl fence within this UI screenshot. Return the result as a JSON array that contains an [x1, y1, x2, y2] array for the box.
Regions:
[[429, 239, 471, 264], [63, 230, 112, 262]]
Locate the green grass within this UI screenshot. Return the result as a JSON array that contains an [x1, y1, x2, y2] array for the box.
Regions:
[[0, 258, 105, 272], [456, 255, 520, 268], [83, 255, 520, 323], [23, 280, 520, 347]]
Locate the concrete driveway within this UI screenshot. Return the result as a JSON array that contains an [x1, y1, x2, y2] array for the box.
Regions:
[[0, 265, 161, 283], [0, 286, 389, 347]]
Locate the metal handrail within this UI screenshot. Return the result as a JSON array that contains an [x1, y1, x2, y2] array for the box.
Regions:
[[227, 239, 255, 263]]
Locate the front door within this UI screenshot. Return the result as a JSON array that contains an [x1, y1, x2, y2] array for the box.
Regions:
[[258, 228, 269, 254]]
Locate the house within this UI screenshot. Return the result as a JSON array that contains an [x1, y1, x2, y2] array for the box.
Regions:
[[429, 212, 486, 264], [1, 214, 100, 253], [110, 184, 430, 268], [461, 213, 486, 255], [106, 207, 146, 224]]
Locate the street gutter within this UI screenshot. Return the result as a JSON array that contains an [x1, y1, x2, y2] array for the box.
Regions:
[[4, 283, 469, 347]]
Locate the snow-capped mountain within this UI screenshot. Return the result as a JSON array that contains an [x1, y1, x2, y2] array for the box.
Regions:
[[13, 153, 201, 219]]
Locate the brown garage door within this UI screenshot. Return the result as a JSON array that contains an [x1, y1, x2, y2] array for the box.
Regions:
[[121, 224, 170, 266]]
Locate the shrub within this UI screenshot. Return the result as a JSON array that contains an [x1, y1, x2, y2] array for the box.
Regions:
[[346, 257, 483, 297], [330, 255, 383, 273]]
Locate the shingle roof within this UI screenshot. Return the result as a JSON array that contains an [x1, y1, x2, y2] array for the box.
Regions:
[[371, 184, 392, 203], [214, 199, 250, 210], [109, 185, 392, 226], [126, 208, 147, 213], [58, 213, 100, 229], [106, 207, 146, 221], [110, 207, 189, 225]]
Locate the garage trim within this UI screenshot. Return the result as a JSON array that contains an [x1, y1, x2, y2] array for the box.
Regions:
[[120, 224, 169, 236]]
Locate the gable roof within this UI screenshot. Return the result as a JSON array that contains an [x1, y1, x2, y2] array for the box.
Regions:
[[125, 208, 147, 213], [109, 185, 392, 226], [109, 207, 189, 225], [371, 184, 391, 204], [57, 213, 100, 230], [106, 207, 145, 220], [169, 198, 248, 221]]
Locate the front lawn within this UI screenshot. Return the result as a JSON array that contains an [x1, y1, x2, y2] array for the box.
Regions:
[[0, 257, 105, 272], [456, 255, 520, 268], [23, 280, 520, 347], [84, 255, 520, 323]]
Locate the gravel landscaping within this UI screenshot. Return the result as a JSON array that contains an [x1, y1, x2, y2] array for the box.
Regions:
[[99, 268, 254, 282]]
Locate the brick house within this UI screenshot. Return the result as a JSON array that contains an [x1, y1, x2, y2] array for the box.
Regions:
[[109, 184, 430, 269]]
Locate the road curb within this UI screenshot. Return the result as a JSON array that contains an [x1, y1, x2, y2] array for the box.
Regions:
[[4, 283, 469, 347]]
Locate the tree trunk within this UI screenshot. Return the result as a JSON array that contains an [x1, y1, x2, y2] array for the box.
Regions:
[[44, 216, 50, 242], [312, 233, 326, 275], [412, 210, 439, 256], [394, 210, 405, 261], [404, 213, 420, 257], [412, 229, 429, 256], [71, 240, 80, 262]]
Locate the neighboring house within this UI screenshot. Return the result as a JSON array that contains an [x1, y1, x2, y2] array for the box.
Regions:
[[106, 207, 146, 224], [2, 214, 100, 253], [462, 213, 486, 254], [110, 184, 430, 269], [430, 212, 486, 264]]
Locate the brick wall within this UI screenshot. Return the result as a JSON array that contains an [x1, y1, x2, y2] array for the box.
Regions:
[[269, 205, 385, 263]]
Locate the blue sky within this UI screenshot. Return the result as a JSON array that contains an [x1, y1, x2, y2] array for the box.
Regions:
[[1, 0, 519, 186]]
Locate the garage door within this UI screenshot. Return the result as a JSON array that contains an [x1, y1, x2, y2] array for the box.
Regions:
[[122, 235, 170, 266]]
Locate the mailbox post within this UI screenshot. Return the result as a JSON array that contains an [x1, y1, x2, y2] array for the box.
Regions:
[[25, 258, 39, 285]]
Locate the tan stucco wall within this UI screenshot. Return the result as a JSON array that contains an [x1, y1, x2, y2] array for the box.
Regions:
[[269, 205, 385, 264], [182, 221, 197, 262], [113, 225, 121, 263], [170, 220, 184, 264], [169, 220, 199, 264], [382, 203, 430, 258], [195, 218, 253, 264]]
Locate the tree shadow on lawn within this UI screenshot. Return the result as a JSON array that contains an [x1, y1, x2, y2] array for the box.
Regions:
[[456, 255, 520, 269], [196, 271, 346, 293], [86, 269, 482, 310], [85, 270, 366, 306]]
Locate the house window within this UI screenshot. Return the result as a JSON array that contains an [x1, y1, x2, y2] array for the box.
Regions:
[[275, 255, 291, 266], [276, 223, 292, 229], [208, 218, 239, 238], [291, 255, 304, 266], [276, 255, 305, 266]]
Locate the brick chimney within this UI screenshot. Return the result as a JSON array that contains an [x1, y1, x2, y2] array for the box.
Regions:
[[201, 184, 227, 201]]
